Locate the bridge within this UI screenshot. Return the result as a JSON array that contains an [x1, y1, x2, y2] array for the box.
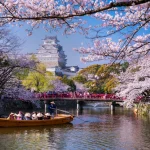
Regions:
[[38, 97, 123, 102], [32, 95, 125, 111], [30, 93, 143, 111], [3, 92, 143, 112], [33, 93, 123, 101], [31, 92, 143, 103]]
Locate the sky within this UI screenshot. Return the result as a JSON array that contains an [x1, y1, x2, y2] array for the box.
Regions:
[[9, 24, 107, 69]]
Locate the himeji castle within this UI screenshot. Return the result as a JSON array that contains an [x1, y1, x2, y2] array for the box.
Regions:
[[28, 36, 79, 76], [36, 36, 66, 74]]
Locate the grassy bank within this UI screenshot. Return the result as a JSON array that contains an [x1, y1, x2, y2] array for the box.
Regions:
[[134, 103, 150, 116]]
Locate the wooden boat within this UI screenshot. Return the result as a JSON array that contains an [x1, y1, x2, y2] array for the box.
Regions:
[[0, 114, 74, 127]]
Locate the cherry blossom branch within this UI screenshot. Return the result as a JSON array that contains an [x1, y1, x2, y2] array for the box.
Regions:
[[0, 0, 149, 21]]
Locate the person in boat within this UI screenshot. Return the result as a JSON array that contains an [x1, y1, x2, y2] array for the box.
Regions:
[[37, 112, 43, 120], [24, 113, 32, 120], [18, 111, 24, 120], [48, 101, 57, 118], [32, 112, 38, 120], [7, 113, 15, 120], [16, 114, 22, 120], [44, 113, 51, 120]]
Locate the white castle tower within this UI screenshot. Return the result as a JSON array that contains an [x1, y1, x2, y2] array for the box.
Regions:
[[36, 36, 67, 73], [27, 36, 79, 77]]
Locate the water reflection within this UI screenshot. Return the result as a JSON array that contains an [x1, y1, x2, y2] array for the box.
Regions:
[[0, 107, 150, 150]]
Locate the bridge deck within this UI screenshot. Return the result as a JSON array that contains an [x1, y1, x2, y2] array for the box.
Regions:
[[37, 97, 124, 102]]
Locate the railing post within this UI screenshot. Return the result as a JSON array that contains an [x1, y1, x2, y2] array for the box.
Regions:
[[77, 100, 79, 110], [44, 100, 49, 113], [111, 101, 116, 111], [77, 100, 84, 110], [44, 101, 47, 113]]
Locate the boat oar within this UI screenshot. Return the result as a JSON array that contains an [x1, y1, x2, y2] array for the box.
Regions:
[[55, 108, 89, 123], [56, 109, 71, 114]]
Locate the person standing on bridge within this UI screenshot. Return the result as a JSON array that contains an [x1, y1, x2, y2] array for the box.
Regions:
[[48, 101, 57, 118]]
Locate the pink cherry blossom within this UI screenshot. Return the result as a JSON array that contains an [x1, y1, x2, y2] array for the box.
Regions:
[[114, 55, 150, 107]]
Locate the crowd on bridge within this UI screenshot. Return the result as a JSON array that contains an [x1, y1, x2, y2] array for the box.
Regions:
[[1, 90, 144, 102], [33, 91, 121, 100], [32, 91, 145, 102]]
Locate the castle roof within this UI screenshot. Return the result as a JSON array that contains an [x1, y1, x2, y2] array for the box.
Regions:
[[43, 36, 59, 42]]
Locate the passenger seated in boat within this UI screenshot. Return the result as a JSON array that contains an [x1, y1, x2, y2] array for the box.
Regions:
[[18, 111, 24, 120], [44, 113, 51, 120], [7, 113, 15, 120], [24, 113, 32, 120], [32, 113, 38, 120], [37, 113, 43, 120], [16, 114, 22, 120]]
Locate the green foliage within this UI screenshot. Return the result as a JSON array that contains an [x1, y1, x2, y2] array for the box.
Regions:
[[30, 54, 38, 61], [22, 71, 54, 92], [135, 103, 150, 116], [15, 68, 29, 80], [21, 59, 54, 92], [78, 64, 101, 77], [74, 63, 129, 93], [121, 62, 129, 72], [104, 77, 118, 93], [61, 75, 76, 92], [36, 63, 47, 72], [97, 63, 120, 77], [14, 54, 50, 83], [85, 80, 104, 93], [72, 75, 87, 84]]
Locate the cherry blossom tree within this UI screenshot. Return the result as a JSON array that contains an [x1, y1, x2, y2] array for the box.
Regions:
[[0, 27, 21, 95], [0, 27, 37, 99], [0, 0, 149, 107], [50, 78, 69, 92], [114, 55, 150, 107], [0, 54, 36, 95], [74, 81, 88, 92], [0, 53, 41, 107], [22, 62, 54, 92], [0, 0, 149, 62]]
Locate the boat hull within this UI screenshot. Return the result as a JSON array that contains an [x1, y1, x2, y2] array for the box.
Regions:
[[0, 114, 74, 127]]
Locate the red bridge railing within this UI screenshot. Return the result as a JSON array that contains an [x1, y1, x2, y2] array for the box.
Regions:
[[14, 92, 144, 102], [33, 92, 123, 101]]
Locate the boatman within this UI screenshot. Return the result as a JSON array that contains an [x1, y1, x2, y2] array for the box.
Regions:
[[48, 101, 57, 118]]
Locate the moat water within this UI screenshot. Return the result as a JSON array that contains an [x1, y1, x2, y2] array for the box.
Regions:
[[0, 107, 150, 150]]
